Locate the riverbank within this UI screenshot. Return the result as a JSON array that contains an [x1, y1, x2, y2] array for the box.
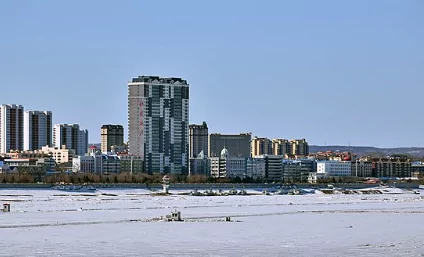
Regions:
[[0, 182, 422, 190]]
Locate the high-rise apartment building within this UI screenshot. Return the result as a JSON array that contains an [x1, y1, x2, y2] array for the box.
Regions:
[[189, 122, 208, 158], [24, 111, 52, 151], [272, 139, 291, 156], [128, 76, 189, 174], [251, 137, 272, 157], [290, 138, 309, 156], [101, 124, 124, 153], [0, 104, 24, 153], [209, 133, 251, 158], [53, 124, 88, 156]]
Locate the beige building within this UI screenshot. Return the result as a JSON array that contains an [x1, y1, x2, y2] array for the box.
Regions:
[[101, 125, 124, 153], [290, 139, 309, 156], [209, 133, 251, 158], [251, 137, 272, 157], [40, 145, 74, 164], [4, 146, 74, 164], [272, 139, 291, 156]]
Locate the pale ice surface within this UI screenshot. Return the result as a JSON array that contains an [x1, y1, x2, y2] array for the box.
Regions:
[[1, 188, 424, 257]]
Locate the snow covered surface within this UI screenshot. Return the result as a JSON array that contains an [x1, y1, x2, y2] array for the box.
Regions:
[[0, 188, 424, 256]]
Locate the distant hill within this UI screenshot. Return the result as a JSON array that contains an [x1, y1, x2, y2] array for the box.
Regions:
[[310, 145, 424, 157]]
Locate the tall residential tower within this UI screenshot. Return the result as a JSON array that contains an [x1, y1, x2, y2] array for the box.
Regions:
[[128, 76, 189, 174], [189, 122, 209, 158], [24, 110, 52, 151], [0, 104, 24, 153], [101, 124, 124, 153], [53, 124, 88, 156], [251, 137, 272, 157]]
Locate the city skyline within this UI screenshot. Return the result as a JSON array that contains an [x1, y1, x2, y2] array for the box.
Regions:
[[1, 1, 423, 147]]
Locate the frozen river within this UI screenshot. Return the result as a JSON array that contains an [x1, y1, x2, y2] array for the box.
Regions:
[[0, 188, 423, 257]]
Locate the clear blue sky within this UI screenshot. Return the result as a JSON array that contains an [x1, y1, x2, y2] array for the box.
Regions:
[[0, 0, 422, 147]]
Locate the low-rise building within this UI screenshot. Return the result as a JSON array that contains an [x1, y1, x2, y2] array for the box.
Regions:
[[118, 154, 144, 173], [210, 148, 246, 178], [246, 157, 266, 179], [0, 161, 10, 173], [282, 159, 316, 183], [3, 146, 74, 165], [263, 155, 283, 181], [351, 160, 372, 177], [41, 145, 74, 164], [317, 161, 351, 177], [411, 162, 424, 176], [72, 146, 120, 174], [308, 172, 317, 184], [189, 150, 210, 176], [371, 156, 412, 178], [3, 158, 53, 173]]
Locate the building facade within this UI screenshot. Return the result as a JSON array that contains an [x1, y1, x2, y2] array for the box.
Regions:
[[272, 139, 291, 156], [118, 155, 144, 173], [263, 155, 283, 181], [101, 124, 124, 153], [282, 159, 316, 183], [251, 137, 272, 157], [24, 110, 52, 151], [73, 146, 120, 174], [209, 133, 251, 158], [189, 150, 210, 176], [189, 122, 209, 158], [210, 148, 246, 178], [317, 161, 351, 177], [0, 104, 24, 153], [371, 156, 412, 178], [128, 76, 189, 174], [290, 139, 309, 156], [40, 145, 74, 164], [351, 160, 372, 177], [246, 157, 266, 179], [53, 124, 88, 156]]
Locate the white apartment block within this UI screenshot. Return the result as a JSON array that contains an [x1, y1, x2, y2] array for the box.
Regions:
[[246, 157, 266, 179], [24, 110, 52, 151], [53, 124, 88, 156], [73, 151, 120, 174], [317, 161, 351, 177], [0, 104, 24, 153], [210, 148, 246, 178]]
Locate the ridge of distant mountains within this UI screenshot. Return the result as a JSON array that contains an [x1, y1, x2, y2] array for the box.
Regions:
[[310, 145, 424, 157]]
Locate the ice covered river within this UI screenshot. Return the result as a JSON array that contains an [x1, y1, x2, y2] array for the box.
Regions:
[[0, 188, 423, 257]]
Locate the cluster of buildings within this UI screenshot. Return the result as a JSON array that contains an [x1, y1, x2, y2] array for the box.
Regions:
[[0, 75, 420, 182], [188, 128, 415, 182]]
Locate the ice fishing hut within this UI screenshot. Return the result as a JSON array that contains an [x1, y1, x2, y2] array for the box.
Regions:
[[3, 203, 10, 212], [164, 209, 182, 222]]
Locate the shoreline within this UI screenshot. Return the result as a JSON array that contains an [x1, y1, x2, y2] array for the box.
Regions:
[[0, 182, 421, 190]]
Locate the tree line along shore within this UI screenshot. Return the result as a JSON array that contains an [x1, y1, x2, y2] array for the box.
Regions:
[[1, 172, 424, 185]]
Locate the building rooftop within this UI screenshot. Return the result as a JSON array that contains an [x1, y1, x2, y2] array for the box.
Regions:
[[101, 124, 124, 129], [131, 76, 187, 84]]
